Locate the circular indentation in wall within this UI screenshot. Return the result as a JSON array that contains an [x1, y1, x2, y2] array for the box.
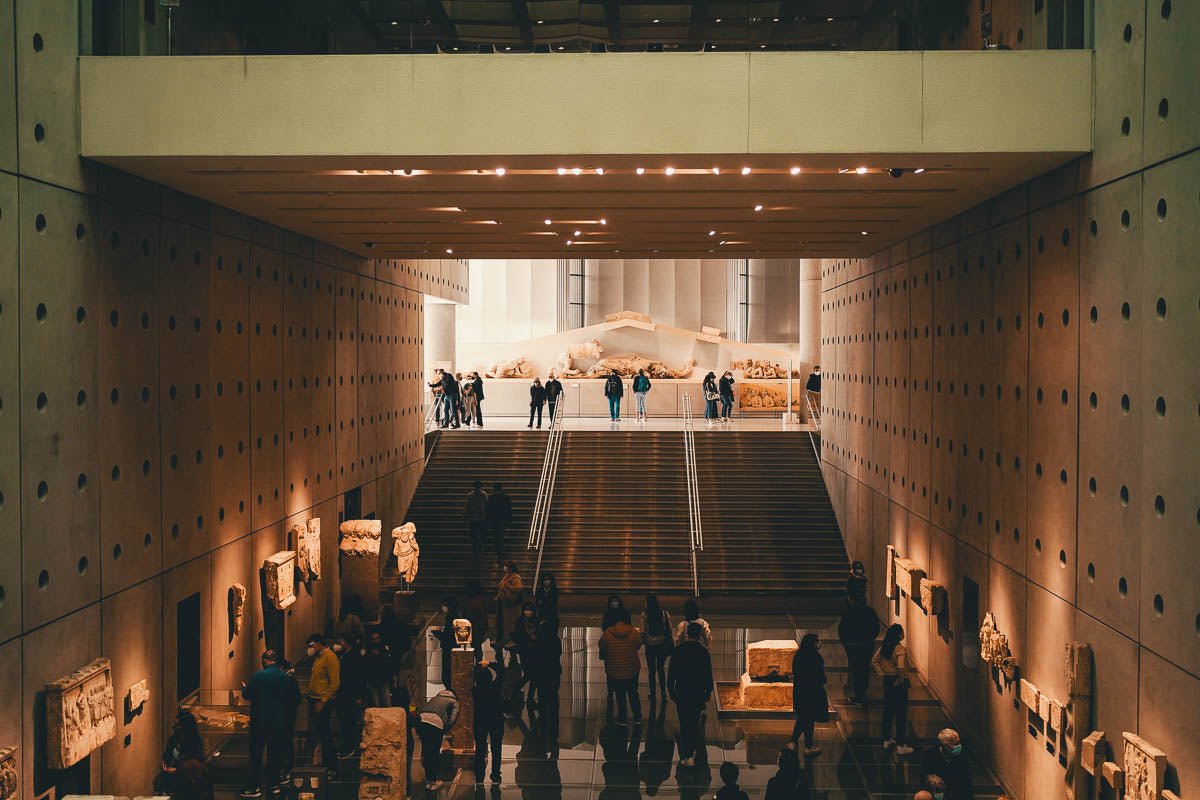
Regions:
[[1037, 235, 1045, 253], [1152, 593, 1165, 616], [1062, 228, 1070, 247], [1089, 391, 1098, 409], [168, 315, 176, 330], [141, 312, 150, 329], [1123, 22, 1133, 42], [1059, 550, 1067, 567], [143, 533, 152, 548], [1155, 495, 1165, 517], [142, 459, 149, 476], [168, 385, 177, 400], [1035, 462, 1044, 477], [1037, 312, 1045, 328], [1121, 301, 1131, 321], [1121, 394, 1131, 413], [38, 570, 49, 589], [36, 392, 47, 411], [76, 473, 87, 491], [109, 309, 119, 328], [1120, 116, 1131, 136], [1121, 209, 1131, 228], [1060, 468, 1068, 484], [1061, 389, 1069, 405], [35, 302, 46, 322], [141, 386, 150, 403], [1089, 219, 1098, 237], [111, 465, 120, 482], [33, 123, 45, 143], [1036, 387, 1044, 404], [32, 32, 44, 51], [76, 390, 85, 408], [1035, 537, 1043, 553], [35, 213, 46, 232], [1156, 396, 1166, 417], [75, 223, 86, 241], [168, 245, 177, 261], [1062, 308, 1070, 326], [196, 515, 204, 530], [113, 544, 122, 560], [1015, 314, 1022, 330], [1120, 485, 1130, 506], [171, 523, 180, 538], [1156, 297, 1167, 318], [1087, 562, 1096, 582], [141, 238, 150, 256], [1119, 576, 1128, 597], [1088, 476, 1097, 495], [218, 507, 226, 521], [1161, 0, 1171, 19]]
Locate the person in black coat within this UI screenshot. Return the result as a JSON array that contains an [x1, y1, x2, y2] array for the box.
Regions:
[[846, 560, 868, 604], [529, 377, 547, 428], [471, 371, 485, 427], [472, 660, 506, 784], [534, 572, 560, 625], [789, 633, 829, 757], [603, 371, 624, 421], [545, 372, 564, 426], [920, 729, 974, 800], [486, 484, 513, 563], [765, 747, 811, 800], [440, 369, 461, 428], [667, 623, 713, 767], [838, 594, 880, 705], [428, 596, 459, 689], [718, 370, 736, 422], [529, 618, 563, 740]]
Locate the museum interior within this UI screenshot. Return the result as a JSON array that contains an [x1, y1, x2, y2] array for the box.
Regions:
[[0, 1, 1196, 799]]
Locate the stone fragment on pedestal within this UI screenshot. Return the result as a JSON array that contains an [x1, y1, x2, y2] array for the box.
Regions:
[[448, 649, 475, 751], [737, 673, 792, 710], [358, 707, 408, 800], [1102, 762, 1124, 796], [746, 640, 798, 682]]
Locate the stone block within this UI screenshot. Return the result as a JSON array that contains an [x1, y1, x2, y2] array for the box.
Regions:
[[980, 612, 1018, 679], [294, 518, 321, 581], [46, 658, 117, 770], [448, 650, 475, 751], [1047, 697, 1064, 732], [885, 545, 897, 599], [919, 578, 946, 614], [263, 551, 297, 611], [746, 640, 798, 681], [1103, 762, 1124, 795], [1038, 691, 1051, 721], [1065, 641, 1093, 697], [894, 557, 925, 599], [0, 746, 16, 800], [1020, 678, 1040, 711], [229, 583, 247, 636], [1082, 731, 1106, 776], [737, 674, 792, 710], [358, 707, 408, 800], [339, 520, 382, 557], [127, 679, 149, 713], [1122, 732, 1166, 800]]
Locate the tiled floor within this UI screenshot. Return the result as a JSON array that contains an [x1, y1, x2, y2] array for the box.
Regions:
[[215, 612, 1001, 799]]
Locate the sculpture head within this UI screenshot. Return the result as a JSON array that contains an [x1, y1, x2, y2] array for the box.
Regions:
[[452, 618, 473, 647], [393, 522, 416, 542]]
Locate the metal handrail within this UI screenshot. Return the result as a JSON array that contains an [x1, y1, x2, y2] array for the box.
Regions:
[[682, 393, 703, 596], [424, 391, 440, 434], [803, 391, 822, 463], [530, 400, 566, 588]]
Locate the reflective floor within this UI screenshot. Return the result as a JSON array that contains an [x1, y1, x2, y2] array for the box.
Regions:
[[432, 415, 817, 433], [216, 612, 1003, 799]]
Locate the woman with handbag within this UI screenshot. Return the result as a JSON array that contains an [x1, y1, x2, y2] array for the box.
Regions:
[[640, 594, 673, 700], [788, 633, 828, 757], [872, 623, 914, 755], [702, 372, 720, 425]]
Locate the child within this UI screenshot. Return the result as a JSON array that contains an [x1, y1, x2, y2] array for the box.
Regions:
[[716, 762, 750, 800]]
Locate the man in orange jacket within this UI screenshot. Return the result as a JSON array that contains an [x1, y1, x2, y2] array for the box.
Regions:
[[599, 609, 643, 725]]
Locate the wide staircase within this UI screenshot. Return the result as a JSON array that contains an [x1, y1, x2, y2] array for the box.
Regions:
[[383, 430, 544, 594], [693, 431, 846, 598], [535, 431, 694, 595]]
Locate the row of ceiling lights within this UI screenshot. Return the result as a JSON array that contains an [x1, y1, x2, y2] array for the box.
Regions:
[[389, 16, 840, 26], [355, 165, 926, 177]]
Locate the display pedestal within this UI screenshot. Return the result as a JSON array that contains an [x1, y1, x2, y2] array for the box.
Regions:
[[340, 553, 381, 620], [448, 649, 475, 751], [358, 707, 408, 800]]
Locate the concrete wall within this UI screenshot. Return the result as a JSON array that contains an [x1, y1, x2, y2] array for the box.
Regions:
[[0, 1, 467, 796], [819, 3, 1199, 796], [455, 259, 558, 371]]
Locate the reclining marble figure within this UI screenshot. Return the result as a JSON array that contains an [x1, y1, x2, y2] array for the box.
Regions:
[[484, 356, 533, 379], [582, 355, 696, 379]]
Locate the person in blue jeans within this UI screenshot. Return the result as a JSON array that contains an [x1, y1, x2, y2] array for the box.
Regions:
[[702, 372, 719, 424], [604, 371, 624, 421], [632, 369, 652, 422], [718, 370, 736, 422]]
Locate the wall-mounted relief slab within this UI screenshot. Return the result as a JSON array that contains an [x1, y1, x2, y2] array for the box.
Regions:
[[339, 520, 382, 557], [919, 578, 946, 615], [885, 545, 897, 600], [263, 551, 298, 610], [229, 582, 247, 636], [293, 518, 321, 581], [46, 658, 117, 769], [1020, 678, 1040, 711], [0, 746, 17, 800], [1122, 732, 1167, 800], [979, 612, 1018, 679], [126, 679, 149, 714]]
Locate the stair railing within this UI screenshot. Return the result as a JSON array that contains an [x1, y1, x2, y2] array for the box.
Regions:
[[803, 390, 822, 463], [682, 393, 703, 596], [424, 391, 440, 434], [528, 400, 566, 586]]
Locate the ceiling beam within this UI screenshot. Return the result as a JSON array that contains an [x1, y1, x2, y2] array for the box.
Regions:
[[511, 0, 535, 46], [426, 0, 459, 48]]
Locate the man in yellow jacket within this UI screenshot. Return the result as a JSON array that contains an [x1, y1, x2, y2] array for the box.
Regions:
[[305, 633, 341, 778]]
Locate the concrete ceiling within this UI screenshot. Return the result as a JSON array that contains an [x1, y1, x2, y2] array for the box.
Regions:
[[105, 151, 1076, 259]]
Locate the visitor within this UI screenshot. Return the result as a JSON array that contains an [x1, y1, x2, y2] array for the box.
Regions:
[[332, 594, 366, 648], [846, 560, 868, 604], [416, 688, 460, 790], [472, 659, 505, 785], [394, 685, 418, 791], [921, 729, 973, 800], [333, 635, 366, 759], [640, 594, 673, 699], [599, 607, 643, 725], [510, 600, 541, 711], [429, 596, 460, 689], [716, 762, 750, 800], [276, 655, 300, 781], [362, 631, 393, 708], [632, 369, 652, 422], [805, 365, 821, 421], [702, 371, 719, 424], [303, 633, 341, 779], [440, 368, 461, 428], [173, 755, 216, 800], [429, 370, 446, 427], [460, 378, 478, 428], [530, 618, 563, 740], [455, 372, 469, 425], [376, 602, 411, 673], [673, 598, 712, 648], [464, 480, 489, 554], [718, 370, 736, 422], [923, 775, 948, 800], [496, 560, 525, 642], [765, 747, 810, 800], [872, 623, 914, 755], [604, 369, 624, 421], [471, 371, 485, 427], [545, 370, 564, 426], [529, 377, 547, 428], [789, 633, 829, 757], [159, 710, 206, 796], [667, 623, 713, 767], [838, 594, 880, 705], [602, 594, 627, 632], [241, 650, 301, 797], [462, 579, 490, 659], [486, 483, 513, 564], [534, 572, 560, 625]]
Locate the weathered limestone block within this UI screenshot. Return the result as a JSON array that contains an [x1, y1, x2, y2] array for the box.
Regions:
[[391, 523, 420, 584], [1122, 732, 1166, 800], [746, 640, 798, 682], [737, 674, 792, 710], [980, 612, 1017, 679], [0, 746, 17, 800], [1019, 678, 1040, 711], [294, 518, 322, 581], [448, 650, 475, 751], [894, 557, 925, 600], [339, 520, 382, 557], [1082, 731, 1106, 776], [1066, 641, 1093, 696], [1163, 791, 1182, 800], [885, 545, 897, 600], [358, 707, 408, 800], [605, 310, 652, 324], [229, 583, 247, 636], [1103, 762, 1124, 795], [263, 551, 298, 611], [46, 658, 117, 769], [919, 579, 946, 615], [127, 679, 149, 713], [700, 325, 722, 337], [1047, 697, 1064, 732], [452, 619, 472, 648], [1038, 691, 1051, 721]]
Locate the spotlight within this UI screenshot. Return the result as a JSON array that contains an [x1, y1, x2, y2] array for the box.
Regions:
[[855, 166, 868, 174], [446, 248, 454, 253], [595, 167, 605, 175], [741, 166, 752, 175], [544, 219, 552, 225], [790, 166, 801, 175], [665, 166, 676, 176], [887, 168, 905, 178], [754, 204, 763, 211], [636, 167, 645, 175], [914, 168, 926, 174], [574, 230, 582, 237], [571, 167, 582, 175], [557, 167, 567, 175], [600, 218, 607, 225], [566, 240, 573, 245], [391, 20, 399, 25], [860, 231, 868, 236], [712, 167, 721, 174], [708, 230, 716, 236], [495, 167, 506, 176]]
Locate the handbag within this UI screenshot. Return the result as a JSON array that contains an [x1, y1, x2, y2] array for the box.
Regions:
[[704, 388, 719, 401]]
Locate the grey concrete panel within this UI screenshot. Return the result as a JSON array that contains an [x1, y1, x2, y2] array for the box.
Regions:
[[208, 536, 253, 695], [907, 254, 933, 521], [1074, 611, 1139, 765], [249, 245, 285, 529], [335, 270, 359, 494], [1143, 0, 1200, 165], [283, 255, 314, 517], [1022, 584, 1076, 787], [0, 0, 15, 172], [1138, 648, 1200, 799], [311, 264, 337, 503], [0, 174, 19, 642], [1084, 0, 1147, 188], [982, 559, 1027, 800], [160, 555, 211, 731]]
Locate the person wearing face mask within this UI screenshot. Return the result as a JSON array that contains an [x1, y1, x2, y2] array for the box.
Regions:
[[428, 596, 460, 689], [240, 650, 301, 797], [304, 634, 341, 779], [872, 623, 914, 755], [921, 729, 972, 800], [788, 633, 829, 757], [334, 635, 368, 760], [472, 660, 506, 785], [363, 632, 394, 708], [509, 601, 540, 710], [534, 572, 560, 625], [601, 594, 626, 632], [846, 560, 868, 604]]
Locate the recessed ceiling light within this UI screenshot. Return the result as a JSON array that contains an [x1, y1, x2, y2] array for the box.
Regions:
[[536, 19, 543, 24], [595, 167, 605, 175], [914, 168, 925, 174], [653, 18, 660, 23], [665, 166, 676, 176], [505, 46, 511, 51], [741, 166, 752, 175], [446, 248, 454, 253], [760, 44, 767, 48], [754, 204, 763, 211], [557, 167, 566, 175], [772, 17, 780, 22], [860, 231, 868, 235], [574, 230, 582, 237], [566, 240, 573, 245], [391, 20, 399, 26], [827, 16, 835, 22], [715, 17, 722, 23], [790, 166, 801, 175], [495, 167, 506, 176], [571, 167, 582, 175], [636, 167, 645, 175], [712, 167, 720, 174], [600, 218, 607, 225], [855, 166, 868, 174], [544, 219, 552, 225], [708, 230, 716, 236], [719, 240, 727, 245]]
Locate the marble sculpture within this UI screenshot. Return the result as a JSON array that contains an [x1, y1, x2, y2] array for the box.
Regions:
[[0, 745, 17, 800], [229, 582, 247, 636], [453, 618, 473, 648], [46, 658, 116, 770], [979, 612, 1017, 678], [1122, 732, 1167, 800], [1082, 730, 1106, 777], [293, 518, 321, 582], [885, 545, 897, 599], [1020, 678, 1040, 710], [730, 359, 799, 379], [484, 356, 534, 379], [738, 383, 801, 411], [582, 354, 697, 379], [391, 522, 420, 584], [358, 707, 408, 800], [893, 557, 925, 599], [919, 578, 947, 615], [127, 679, 149, 713], [263, 551, 298, 611], [339, 519, 382, 557]]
